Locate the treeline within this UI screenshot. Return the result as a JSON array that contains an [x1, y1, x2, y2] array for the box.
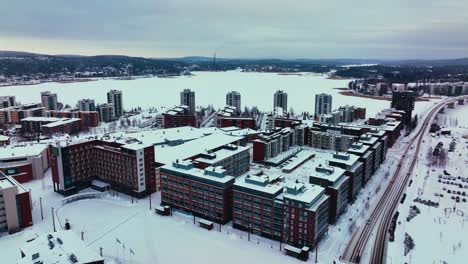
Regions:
[[0, 55, 187, 77], [335, 65, 468, 83]]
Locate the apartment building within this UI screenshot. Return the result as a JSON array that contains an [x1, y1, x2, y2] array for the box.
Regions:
[[309, 130, 356, 152], [193, 144, 250, 177], [0, 173, 33, 234], [0, 103, 44, 124], [107, 90, 123, 118], [50, 140, 156, 198], [160, 160, 235, 224], [46, 110, 99, 128], [160, 105, 197, 128], [327, 152, 363, 201], [233, 172, 285, 241], [309, 164, 348, 224], [282, 182, 329, 249]]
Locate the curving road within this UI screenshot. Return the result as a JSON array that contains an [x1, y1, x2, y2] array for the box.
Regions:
[[341, 96, 467, 264]]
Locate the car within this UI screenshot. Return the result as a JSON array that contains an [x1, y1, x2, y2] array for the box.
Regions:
[[366, 220, 371, 225]]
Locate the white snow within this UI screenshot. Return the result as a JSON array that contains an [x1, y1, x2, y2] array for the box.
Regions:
[[386, 102, 468, 264]]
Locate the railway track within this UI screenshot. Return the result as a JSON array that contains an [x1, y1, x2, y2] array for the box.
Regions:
[[342, 96, 467, 263]]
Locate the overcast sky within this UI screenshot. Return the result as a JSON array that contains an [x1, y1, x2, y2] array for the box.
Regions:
[[1, 0, 467, 59]]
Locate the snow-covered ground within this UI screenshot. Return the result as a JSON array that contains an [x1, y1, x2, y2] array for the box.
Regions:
[[0, 128, 418, 264], [0, 71, 438, 119], [387, 102, 468, 264]]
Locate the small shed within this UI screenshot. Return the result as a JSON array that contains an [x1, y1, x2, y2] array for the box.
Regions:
[[285, 245, 310, 261], [198, 219, 214, 230], [155, 205, 171, 216]]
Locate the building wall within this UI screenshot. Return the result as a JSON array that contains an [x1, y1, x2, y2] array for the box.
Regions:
[[17, 191, 33, 229], [162, 114, 197, 128], [232, 190, 281, 240], [160, 171, 233, 223], [253, 141, 266, 162], [218, 117, 256, 129]]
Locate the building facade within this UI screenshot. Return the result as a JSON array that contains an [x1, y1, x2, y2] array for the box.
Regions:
[[226, 91, 241, 113], [180, 88, 196, 114], [274, 90, 288, 111], [78, 99, 96, 112], [0, 173, 33, 234], [107, 90, 123, 118], [50, 140, 156, 198], [315, 93, 332, 118], [160, 161, 235, 224], [97, 103, 115, 122], [41, 91, 58, 111]]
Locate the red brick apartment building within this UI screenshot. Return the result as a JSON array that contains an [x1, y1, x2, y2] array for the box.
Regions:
[[46, 110, 99, 128], [160, 105, 197, 128], [233, 172, 329, 249], [50, 139, 155, 198], [160, 160, 235, 224], [21, 117, 82, 138], [0, 103, 44, 124], [0, 172, 33, 233], [215, 106, 256, 129]]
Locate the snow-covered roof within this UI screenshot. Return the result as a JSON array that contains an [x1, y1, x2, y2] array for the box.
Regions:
[[156, 133, 242, 165], [19, 231, 104, 264], [195, 144, 249, 165], [41, 118, 81, 128], [0, 143, 48, 160], [162, 161, 235, 184], [284, 181, 325, 205], [234, 172, 284, 195]]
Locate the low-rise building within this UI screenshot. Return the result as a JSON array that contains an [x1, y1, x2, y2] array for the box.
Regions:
[[0, 144, 49, 183], [20, 117, 82, 138], [46, 110, 99, 128], [160, 105, 197, 128], [0, 103, 44, 125]]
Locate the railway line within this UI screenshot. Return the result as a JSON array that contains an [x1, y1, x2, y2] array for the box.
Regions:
[[341, 96, 467, 263]]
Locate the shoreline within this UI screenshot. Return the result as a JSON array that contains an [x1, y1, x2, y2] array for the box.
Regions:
[[337, 90, 442, 102]]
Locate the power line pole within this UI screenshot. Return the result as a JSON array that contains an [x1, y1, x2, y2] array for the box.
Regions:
[[40, 197, 44, 220], [52, 207, 56, 232], [149, 193, 152, 210]]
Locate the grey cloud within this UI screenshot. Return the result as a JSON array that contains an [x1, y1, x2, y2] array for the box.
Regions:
[[0, 0, 467, 59]]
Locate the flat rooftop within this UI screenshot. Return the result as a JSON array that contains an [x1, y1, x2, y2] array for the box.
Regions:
[[284, 181, 325, 205], [19, 231, 103, 264], [0, 143, 48, 160], [195, 144, 249, 165], [234, 172, 284, 195], [42, 118, 81, 128], [162, 161, 234, 184], [156, 133, 242, 165]]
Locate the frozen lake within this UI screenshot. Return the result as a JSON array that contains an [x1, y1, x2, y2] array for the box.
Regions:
[[0, 71, 435, 118]]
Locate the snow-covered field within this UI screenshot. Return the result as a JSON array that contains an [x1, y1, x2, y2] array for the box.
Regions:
[[0, 71, 437, 118], [387, 102, 468, 264]]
